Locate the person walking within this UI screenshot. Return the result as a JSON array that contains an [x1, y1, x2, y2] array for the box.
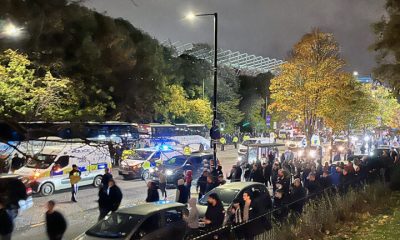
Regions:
[[196, 170, 208, 199], [106, 179, 123, 213], [0, 199, 13, 240], [289, 178, 307, 216], [176, 179, 188, 204], [98, 185, 109, 221], [159, 168, 167, 200], [101, 168, 113, 190], [69, 164, 81, 202], [45, 200, 67, 240], [145, 181, 159, 202], [183, 198, 199, 237], [249, 164, 264, 183]]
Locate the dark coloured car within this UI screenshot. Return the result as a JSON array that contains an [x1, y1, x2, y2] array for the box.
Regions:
[[161, 152, 213, 187], [75, 201, 186, 240], [197, 182, 272, 218]]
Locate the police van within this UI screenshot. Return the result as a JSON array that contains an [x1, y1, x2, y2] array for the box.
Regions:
[[15, 143, 112, 196]]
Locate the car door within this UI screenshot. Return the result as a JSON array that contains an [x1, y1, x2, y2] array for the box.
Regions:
[[131, 213, 162, 240], [52, 155, 71, 187], [162, 208, 186, 240]]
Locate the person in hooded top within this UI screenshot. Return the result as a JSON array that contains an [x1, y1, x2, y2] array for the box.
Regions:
[[185, 170, 193, 198], [183, 198, 199, 236]]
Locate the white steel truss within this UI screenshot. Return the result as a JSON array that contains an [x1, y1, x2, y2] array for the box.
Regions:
[[161, 40, 285, 75]]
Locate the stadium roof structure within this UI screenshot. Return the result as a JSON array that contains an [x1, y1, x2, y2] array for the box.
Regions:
[[161, 40, 285, 76]]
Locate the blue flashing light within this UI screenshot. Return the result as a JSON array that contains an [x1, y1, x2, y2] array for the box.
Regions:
[[160, 145, 170, 151]]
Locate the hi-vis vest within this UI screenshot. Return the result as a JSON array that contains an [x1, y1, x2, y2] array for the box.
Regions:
[[183, 146, 192, 156], [233, 137, 239, 143], [220, 138, 226, 144]]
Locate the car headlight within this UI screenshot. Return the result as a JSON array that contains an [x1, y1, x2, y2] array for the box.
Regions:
[[364, 136, 370, 141], [166, 170, 173, 176], [308, 150, 316, 158], [149, 168, 155, 173], [298, 150, 304, 157], [338, 146, 345, 152]]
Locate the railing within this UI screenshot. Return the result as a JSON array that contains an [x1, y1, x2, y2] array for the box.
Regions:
[[185, 171, 377, 240]]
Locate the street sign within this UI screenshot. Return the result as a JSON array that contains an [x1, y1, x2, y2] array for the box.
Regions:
[[266, 115, 271, 127]]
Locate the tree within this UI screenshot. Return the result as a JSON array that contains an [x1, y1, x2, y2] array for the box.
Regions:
[[369, 84, 400, 128], [371, 0, 400, 98], [0, 49, 102, 121], [186, 99, 212, 126], [270, 29, 348, 145], [219, 99, 244, 133], [155, 85, 189, 123]]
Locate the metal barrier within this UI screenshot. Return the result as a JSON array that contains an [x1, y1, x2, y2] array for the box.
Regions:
[[185, 173, 380, 240]]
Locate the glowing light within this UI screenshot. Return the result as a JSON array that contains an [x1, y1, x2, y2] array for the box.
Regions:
[[338, 146, 345, 152], [364, 136, 370, 141], [166, 170, 173, 176], [308, 150, 316, 158], [186, 12, 196, 20], [3, 23, 23, 37]]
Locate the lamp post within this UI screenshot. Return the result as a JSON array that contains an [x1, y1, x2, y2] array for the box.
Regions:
[[186, 12, 219, 171]]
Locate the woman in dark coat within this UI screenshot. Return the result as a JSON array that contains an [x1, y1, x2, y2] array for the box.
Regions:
[[145, 181, 159, 202]]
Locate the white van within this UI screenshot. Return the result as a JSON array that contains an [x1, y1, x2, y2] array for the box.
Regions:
[[15, 143, 112, 196]]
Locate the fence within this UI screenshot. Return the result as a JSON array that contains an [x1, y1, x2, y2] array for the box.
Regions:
[[185, 171, 383, 240]]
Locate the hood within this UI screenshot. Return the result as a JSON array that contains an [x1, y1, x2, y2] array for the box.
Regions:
[[122, 159, 144, 166], [188, 198, 197, 207], [14, 167, 48, 177]]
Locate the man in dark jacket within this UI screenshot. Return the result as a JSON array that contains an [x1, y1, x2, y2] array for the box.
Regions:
[[45, 200, 67, 240], [101, 168, 113, 190], [106, 179, 123, 213], [289, 178, 307, 215], [250, 164, 264, 183], [203, 193, 225, 230], [306, 173, 322, 199], [0, 198, 13, 240], [262, 162, 272, 187], [196, 170, 208, 199], [145, 181, 159, 203], [273, 189, 289, 224]]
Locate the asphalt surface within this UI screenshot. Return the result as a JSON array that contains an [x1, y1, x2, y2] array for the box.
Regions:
[[12, 145, 239, 240]]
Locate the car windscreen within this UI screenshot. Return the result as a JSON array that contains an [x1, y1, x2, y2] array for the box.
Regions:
[[199, 188, 240, 206], [127, 151, 153, 160], [25, 154, 56, 169], [164, 156, 186, 166], [86, 213, 142, 238]]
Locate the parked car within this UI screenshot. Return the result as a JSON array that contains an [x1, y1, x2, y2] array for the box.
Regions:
[[0, 174, 33, 218], [75, 201, 187, 240], [197, 182, 272, 218]]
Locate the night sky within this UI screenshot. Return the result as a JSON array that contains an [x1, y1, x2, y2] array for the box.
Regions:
[[85, 0, 386, 74]]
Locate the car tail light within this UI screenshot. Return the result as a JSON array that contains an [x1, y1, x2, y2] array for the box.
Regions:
[[26, 187, 33, 195]]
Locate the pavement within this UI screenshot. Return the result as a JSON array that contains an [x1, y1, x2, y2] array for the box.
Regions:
[[12, 145, 239, 240]]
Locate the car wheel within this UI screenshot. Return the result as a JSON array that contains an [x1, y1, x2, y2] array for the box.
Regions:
[[40, 182, 54, 196], [141, 170, 150, 180], [93, 175, 102, 187]]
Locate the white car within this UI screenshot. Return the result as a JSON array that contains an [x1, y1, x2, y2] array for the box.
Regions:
[[286, 135, 307, 148]]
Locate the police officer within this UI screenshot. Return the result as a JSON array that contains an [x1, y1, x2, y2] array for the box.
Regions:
[[220, 137, 226, 151], [69, 164, 81, 202], [233, 136, 239, 149]]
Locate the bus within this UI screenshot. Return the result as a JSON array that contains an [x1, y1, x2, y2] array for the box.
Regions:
[[138, 124, 210, 151]]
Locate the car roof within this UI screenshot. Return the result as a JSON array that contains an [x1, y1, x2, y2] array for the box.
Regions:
[[217, 182, 265, 190], [117, 201, 185, 216], [248, 143, 285, 147], [189, 152, 213, 157], [0, 174, 20, 179]]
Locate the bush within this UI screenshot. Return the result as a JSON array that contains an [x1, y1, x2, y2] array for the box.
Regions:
[[268, 183, 392, 240]]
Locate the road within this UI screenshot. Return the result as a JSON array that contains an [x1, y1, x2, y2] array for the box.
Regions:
[[12, 146, 239, 240]]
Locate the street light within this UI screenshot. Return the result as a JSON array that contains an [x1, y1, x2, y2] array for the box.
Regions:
[[2, 23, 23, 38], [185, 11, 219, 171], [353, 71, 359, 77]]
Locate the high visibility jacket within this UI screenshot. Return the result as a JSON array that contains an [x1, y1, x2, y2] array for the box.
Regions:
[[183, 146, 192, 156], [243, 135, 250, 141], [220, 138, 226, 144], [233, 137, 239, 143]]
